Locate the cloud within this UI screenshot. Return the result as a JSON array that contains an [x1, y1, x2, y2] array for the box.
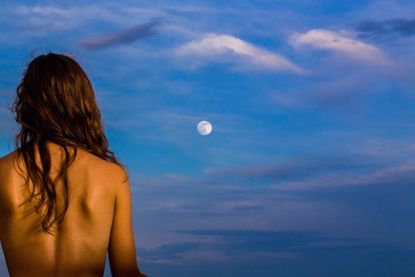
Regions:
[[181, 229, 382, 254], [354, 1, 415, 24], [140, 229, 387, 265], [356, 18, 415, 41], [203, 153, 382, 185], [132, 152, 415, 226], [276, 160, 415, 192], [135, 150, 415, 197], [6, 4, 123, 32], [12, 5, 78, 30], [133, 150, 415, 269], [140, 241, 200, 264], [175, 33, 306, 74], [290, 29, 388, 63], [139, 236, 415, 277], [78, 17, 164, 50], [268, 57, 407, 113]]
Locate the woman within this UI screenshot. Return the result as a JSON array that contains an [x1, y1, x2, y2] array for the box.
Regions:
[[0, 52, 147, 276]]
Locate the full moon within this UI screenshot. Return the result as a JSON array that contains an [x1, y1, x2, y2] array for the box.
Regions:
[[197, 120, 212, 136]]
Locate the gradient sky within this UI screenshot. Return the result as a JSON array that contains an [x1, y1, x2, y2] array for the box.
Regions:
[[1, 1, 415, 276]]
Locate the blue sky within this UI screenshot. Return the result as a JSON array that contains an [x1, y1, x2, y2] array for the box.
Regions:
[[1, 0, 415, 276]]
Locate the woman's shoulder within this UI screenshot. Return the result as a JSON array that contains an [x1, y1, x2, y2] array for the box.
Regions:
[[0, 150, 20, 173], [75, 148, 128, 185], [0, 149, 18, 162]]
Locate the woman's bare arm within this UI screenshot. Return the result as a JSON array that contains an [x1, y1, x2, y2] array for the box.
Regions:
[[108, 166, 147, 277]]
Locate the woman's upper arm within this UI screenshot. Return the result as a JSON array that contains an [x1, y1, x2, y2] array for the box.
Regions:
[[108, 165, 145, 276]]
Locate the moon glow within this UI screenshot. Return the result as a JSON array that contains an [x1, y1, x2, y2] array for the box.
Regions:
[[197, 120, 212, 135]]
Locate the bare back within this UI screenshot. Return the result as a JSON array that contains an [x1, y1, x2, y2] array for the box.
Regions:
[[0, 143, 145, 276]]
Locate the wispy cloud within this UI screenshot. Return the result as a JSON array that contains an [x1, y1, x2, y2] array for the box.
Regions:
[[79, 17, 164, 50], [133, 147, 415, 270], [175, 33, 306, 74], [136, 150, 415, 193], [355, 1, 415, 22], [290, 29, 388, 63], [140, 229, 387, 264], [138, 229, 415, 276], [203, 153, 381, 184], [356, 18, 415, 41], [200, 153, 415, 193], [276, 160, 415, 191], [7, 4, 123, 32]]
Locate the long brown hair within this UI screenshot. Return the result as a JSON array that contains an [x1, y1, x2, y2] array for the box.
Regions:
[[11, 52, 127, 234]]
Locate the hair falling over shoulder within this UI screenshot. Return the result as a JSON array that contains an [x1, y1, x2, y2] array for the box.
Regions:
[[11, 52, 126, 234]]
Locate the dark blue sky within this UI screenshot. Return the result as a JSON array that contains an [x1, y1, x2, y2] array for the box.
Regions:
[[0, 1, 415, 276]]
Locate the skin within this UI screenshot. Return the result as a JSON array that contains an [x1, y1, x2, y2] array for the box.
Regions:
[[0, 142, 147, 277]]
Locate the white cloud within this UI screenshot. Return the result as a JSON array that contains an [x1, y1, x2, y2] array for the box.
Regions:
[[5, 4, 125, 32], [175, 33, 306, 74], [290, 29, 388, 64], [277, 160, 415, 191]]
